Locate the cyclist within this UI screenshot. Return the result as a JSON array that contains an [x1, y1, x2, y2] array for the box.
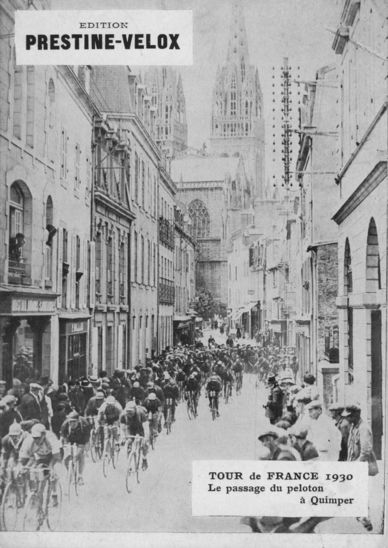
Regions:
[[18, 423, 61, 503], [222, 368, 234, 400], [60, 410, 91, 486], [162, 377, 179, 426], [143, 392, 162, 436], [97, 395, 122, 450], [129, 381, 146, 405], [206, 373, 222, 416], [232, 359, 244, 389], [0, 422, 28, 487], [120, 401, 148, 470], [184, 374, 200, 414]]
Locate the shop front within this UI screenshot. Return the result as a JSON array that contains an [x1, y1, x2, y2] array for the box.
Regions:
[[59, 314, 90, 384], [0, 289, 58, 387], [173, 315, 195, 346]]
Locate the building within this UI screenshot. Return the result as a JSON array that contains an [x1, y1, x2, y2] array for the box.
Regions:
[[0, 1, 94, 385], [209, 2, 265, 199], [331, 0, 387, 458], [171, 154, 248, 305], [90, 112, 135, 376], [173, 203, 196, 345], [158, 158, 176, 354], [144, 67, 188, 158], [294, 64, 340, 400], [91, 67, 160, 368]]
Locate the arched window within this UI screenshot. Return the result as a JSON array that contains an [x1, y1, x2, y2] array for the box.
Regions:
[[344, 238, 352, 294], [188, 200, 210, 239], [230, 75, 237, 116], [366, 218, 381, 292], [8, 181, 32, 284], [45, 196, 55, 283]]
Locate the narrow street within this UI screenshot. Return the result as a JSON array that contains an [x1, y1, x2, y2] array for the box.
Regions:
[[59, 374, 257, 532]]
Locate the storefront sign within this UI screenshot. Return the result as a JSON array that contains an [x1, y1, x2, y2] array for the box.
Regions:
[[71, 321, 87, 333], [11, 297, 56, 314]]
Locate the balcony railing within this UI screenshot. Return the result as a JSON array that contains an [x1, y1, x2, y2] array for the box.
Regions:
[[159, 277, 175, 305], [159, 217, 175, 249], [8, 259, 31, 285]]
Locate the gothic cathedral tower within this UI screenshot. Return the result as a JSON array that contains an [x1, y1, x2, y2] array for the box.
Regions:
[[210, 2, 265, 199]]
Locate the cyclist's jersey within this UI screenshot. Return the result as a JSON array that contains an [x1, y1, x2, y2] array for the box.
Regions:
[[85, 396, 104, 417], [163, 383, 179, 401], [206, 378, 222, 393], [98, 400, 123, 425], [19, 431, 61, 464], [60, 417, 91, 445], [1, 432, 28, 463], [233, 361, 243, 373], [185, 378, 200, 393], [143, 397, 161, 414], [120, 407, 147, 436]]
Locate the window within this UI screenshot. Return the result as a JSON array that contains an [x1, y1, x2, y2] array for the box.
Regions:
[[135, 152, 139, 203], [13, 60, 23, 139], [141, 235, 144, 283], [344, 239, 352, 294], [95, 231, 102, 295], [48, 79, 56, 161], [75, 143, 81, 191], [60, 128, 68, 181], [134, 231, 138, 282], [188, 200, 210, 239], [26, 67, 35, 147], [153, 243, 156, 286], [106, 235, 113, 297], [119, 240, 125, 301], [45, 196, 54, 283], [141, 161, 145, 208], [147, 239, 151, 285]]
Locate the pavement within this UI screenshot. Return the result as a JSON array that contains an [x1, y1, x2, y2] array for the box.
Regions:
[[31, 328, 384, 534]]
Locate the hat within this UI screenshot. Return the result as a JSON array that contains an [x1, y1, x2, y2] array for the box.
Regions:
[[81, 379, 91, 388], [0, 380, 6, 385], [148, 393, 157, 401], [31, 423, 46, 438], [9, 422, 22, 436], [306, 399, 323, 411], [2, 395, 17, 405], [125, 401, 136, 412], [95, 391, 105, 399], [29, 383, 43, 391], [147, 381, 154, 387], [88, 376, 98, 384], [68, 410, 79, 420], [258, 428, 280, 441], [288, 426, 308, 439], [341, 401, 361, 416], [303, 374, 316, 385], [267, 375, 276, 383], [105, 395, 116, 404]]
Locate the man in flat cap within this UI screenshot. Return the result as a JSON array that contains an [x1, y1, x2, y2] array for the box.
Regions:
[[305, 399, 341, 461]]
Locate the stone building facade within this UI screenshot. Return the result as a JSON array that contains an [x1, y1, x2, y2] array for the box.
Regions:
[[332, 0, 387, 458], [210, 2, 265, 199], [0, 0, 94, 385]]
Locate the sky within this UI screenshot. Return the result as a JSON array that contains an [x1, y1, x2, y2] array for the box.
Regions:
[[51, 0, 341, 155]]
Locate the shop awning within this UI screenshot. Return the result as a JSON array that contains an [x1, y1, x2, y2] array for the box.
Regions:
[[59, 312, 92, 320], [173, 315, 192, 322]]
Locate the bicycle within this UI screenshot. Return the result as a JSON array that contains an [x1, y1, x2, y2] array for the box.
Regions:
[[64, 443, 82, 500], [22, 465, 62, 531], [209, 390, 218, 420], [186, 391, 197, 420], [148, 411, 158, 450], [102, 424, 120, 478], [235, 372, 243, 394], [124, 435, 144, 494], [0, 464, 28, 531], [165, 398, 173, 434], [89, 418, 103, 463]]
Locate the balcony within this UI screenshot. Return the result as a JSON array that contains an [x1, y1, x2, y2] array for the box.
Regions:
[[8, 260, 31, 285], [159, 277, 175, 305], [159, 217, 175, 249]]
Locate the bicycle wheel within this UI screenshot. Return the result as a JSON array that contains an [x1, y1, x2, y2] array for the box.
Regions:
[[46, 480, 62, 531], [111, 440, 119, 469], [23, 492, 41, 531], [90, 430, 98, 463], [187, 399, 194, 420], [1, 481, 19, 531], [102, 442, 111, 478], [66, 462, 74, 500], [125, 452, 139, 494], [166, 409, 172, 435]]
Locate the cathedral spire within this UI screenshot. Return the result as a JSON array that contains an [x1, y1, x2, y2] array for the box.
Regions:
[[226, 1, 249, 67]]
